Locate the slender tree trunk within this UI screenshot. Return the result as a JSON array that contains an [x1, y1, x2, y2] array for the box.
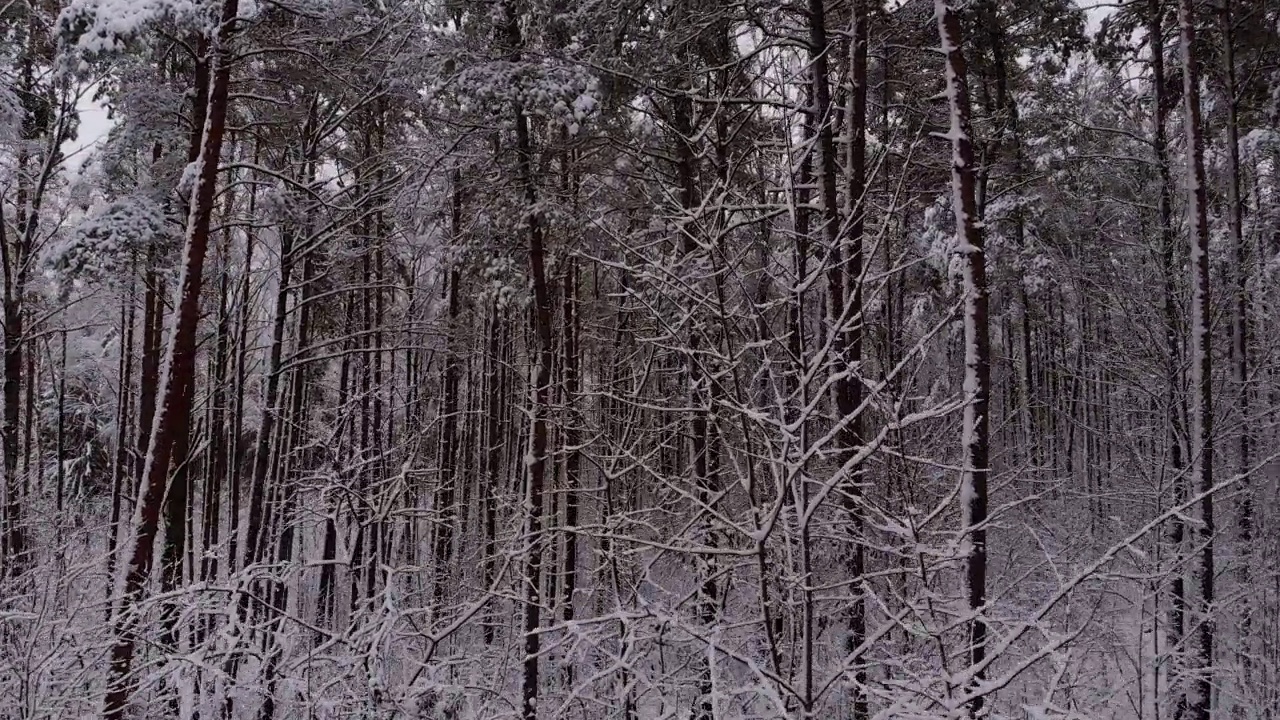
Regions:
[[808, 0, 850, 711], [22, 337, 37, 503], [55, 330, 66, 516], [482, 300, 502, 646], [1178, 1, 1215, 717], [135, 258, 163, 482], [435, 172, 463, 611], [0, 239, 26, 576], [201, 234, 232, 590], [105, 281, 136, 598], [844, 4, 869, 717], [787, 79, 814, 713], [1148, 4, 1189, 712], [243, 230, 294, 570], [667, 35, 720, 720], [320, 302, 357, 631], [370, 156, 389, 594], [226, 143, 257, 579], [102, 1, 238, 714], [504, 3, 555, 717], [560, 255, 580, 631], [0, 44, 44, 576], [935, 2, 990, 716], [1220, 0, 1252, 708], [259, 237, 315, 720]]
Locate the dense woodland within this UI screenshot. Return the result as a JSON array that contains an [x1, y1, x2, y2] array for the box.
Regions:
[[1, 0, 1280, 717]]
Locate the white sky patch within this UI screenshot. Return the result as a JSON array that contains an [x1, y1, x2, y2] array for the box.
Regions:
[[63, 81, 113, 178]]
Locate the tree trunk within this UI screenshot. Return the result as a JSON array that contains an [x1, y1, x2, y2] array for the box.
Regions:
[[226, 142, 258, 579], [1, 217, 26, 576], [935, 2, 990, 716], [1178, 1, 1215, 717], [482, 300, 502, 646], [105, 281, 136, 600], [1148, 3, 1189, 712], [243, 221, 294, 572], [1220, 0, 1252, 708], [102, 1, 238, 715], [503, 3, 555, 717], [844, 4, 869, 717], [159, 370, 195, 715], [55, 330, 66, 515], [200, 231, 232, 590], [435, 172, 463, 611]]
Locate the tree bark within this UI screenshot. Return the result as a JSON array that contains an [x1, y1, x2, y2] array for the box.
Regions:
[[503, 3, 555, 717], [482, 300, 502, 646], [435, 171, 463, 610], [935, 2, 990, 716], [560, 255, 580, 629], [1220, 0, 1252, 708], [105, 281, 136, 600], [1177, 1, 1215, 717], [844, 4, 869, 717], [102, 1, 238, 715], [1148, 3, 1190, 713]]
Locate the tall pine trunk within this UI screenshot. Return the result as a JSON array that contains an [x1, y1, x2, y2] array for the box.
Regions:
[[1148, 3, 1191, 712], [935, 1, 990, 715], [435, 171, 463, 611], [844, 3, 869, 716], [102, 0, 238, 715], [1220, 0, 1252, 707], [560, 255, 580, 631], [503, 3, 555, 717], [1178, 1, 1215, 717]]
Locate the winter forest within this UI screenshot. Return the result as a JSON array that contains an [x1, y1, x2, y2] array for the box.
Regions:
[[4, 0, 1280, 717]]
